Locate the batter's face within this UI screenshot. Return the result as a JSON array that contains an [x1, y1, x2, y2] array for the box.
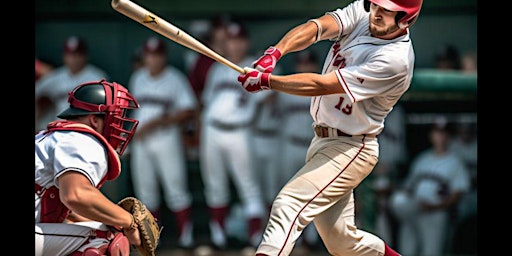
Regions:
[[368, 2, 401, 39]]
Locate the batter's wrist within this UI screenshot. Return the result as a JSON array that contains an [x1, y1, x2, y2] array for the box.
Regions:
[[261, 73, 271, 90]]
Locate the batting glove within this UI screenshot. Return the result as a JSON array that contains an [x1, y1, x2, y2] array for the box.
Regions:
[[252, 46, 282, 73], [237, 68, 271, 93]]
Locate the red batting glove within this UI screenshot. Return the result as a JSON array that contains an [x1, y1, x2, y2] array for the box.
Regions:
[[237, 69, 271, 93], [252, 46, 282, 73]]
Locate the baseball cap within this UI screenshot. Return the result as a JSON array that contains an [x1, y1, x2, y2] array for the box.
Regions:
[[63, 36, 88, 54], [226, 21, 248, 39], [143, 37, 167, 54]]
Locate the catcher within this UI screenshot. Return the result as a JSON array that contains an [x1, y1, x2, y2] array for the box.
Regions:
[[35, 79, 161, 256]]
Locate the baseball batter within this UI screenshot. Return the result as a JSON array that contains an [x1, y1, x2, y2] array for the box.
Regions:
[[237, 0, 423, 255], [35, 36, 109, 131], [35, 80, 141, 255]]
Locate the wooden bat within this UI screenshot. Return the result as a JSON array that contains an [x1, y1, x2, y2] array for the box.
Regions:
[[111, 0, 247, 74]]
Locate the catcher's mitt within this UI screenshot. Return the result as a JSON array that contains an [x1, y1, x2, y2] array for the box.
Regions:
[[118, 197, 163, 256]]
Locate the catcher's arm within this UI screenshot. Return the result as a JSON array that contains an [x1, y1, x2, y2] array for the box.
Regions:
[[64, 211, 92, 223], [58, 172, 142, 246], [122, 217, 141, 246]]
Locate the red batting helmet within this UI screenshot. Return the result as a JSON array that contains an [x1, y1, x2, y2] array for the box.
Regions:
[[364, 0, 423, 29], [58, 79, 140, 156]]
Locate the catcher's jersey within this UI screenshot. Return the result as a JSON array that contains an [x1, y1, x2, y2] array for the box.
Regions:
[[35, 130, 108, 222], [311, 0, 415, 136]]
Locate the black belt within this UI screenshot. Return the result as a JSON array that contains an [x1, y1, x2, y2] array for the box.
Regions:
[[313, 125, 377, 138], [210, 120, 250, 130]]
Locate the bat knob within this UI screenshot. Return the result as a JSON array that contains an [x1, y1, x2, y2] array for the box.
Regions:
[[243, 67, 255, 74]]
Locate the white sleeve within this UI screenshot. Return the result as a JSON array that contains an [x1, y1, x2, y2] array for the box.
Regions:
[[173, 69, 198, 111], [327, 0, 368, 40], [52, 132, 108, 188]]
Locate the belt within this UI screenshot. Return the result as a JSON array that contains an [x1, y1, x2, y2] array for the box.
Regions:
[[313, 125, 377, 138], [210, 120, 250, 130]]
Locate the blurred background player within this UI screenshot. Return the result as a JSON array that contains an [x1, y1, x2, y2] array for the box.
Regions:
[[198, 20, 266, 255], [389, 116, 471, 256], [35, 36, 109, 131], [183, 14, 231, 162], [128, 36, 198, 249]]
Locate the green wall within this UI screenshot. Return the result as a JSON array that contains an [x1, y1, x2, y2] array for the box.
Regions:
[[35, 0, 477, 87]]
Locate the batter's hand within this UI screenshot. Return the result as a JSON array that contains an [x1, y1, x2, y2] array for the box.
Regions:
[[252, 46, 282, 73], [238, 68, 271, 93]]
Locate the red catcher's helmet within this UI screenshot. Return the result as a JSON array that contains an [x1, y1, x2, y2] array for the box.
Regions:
[[364, 0, 423, 29], [57, 79, 140, 155]]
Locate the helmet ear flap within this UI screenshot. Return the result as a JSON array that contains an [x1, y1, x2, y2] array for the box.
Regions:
[[364, 0, 370, 12], [396, 11, 415, 29], [396, 11, 406, 28]]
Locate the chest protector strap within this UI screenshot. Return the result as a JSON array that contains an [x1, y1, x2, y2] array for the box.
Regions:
[[36, 120, 121, 223]]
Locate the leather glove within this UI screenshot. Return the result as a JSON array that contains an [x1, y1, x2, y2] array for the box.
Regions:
[[237, 68, 271, 93], [252, 46, 282, 73]]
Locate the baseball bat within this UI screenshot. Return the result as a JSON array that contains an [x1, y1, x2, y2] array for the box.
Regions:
[[111, 0, 246, 74]]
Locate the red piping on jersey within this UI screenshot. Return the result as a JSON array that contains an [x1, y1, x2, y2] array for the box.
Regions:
[[337, 69, 357, 102], [312, 97, 321, 121], [277, 136, 367, 255]]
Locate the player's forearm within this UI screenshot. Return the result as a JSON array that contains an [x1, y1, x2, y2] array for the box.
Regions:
[[274, 22, 318, 56], [275, 15, 337, 56], [62, 186, 133, 229], [270, 73, 344, 96]]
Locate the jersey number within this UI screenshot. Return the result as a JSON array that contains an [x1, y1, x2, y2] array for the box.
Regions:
[[334, 97, 352, 115]]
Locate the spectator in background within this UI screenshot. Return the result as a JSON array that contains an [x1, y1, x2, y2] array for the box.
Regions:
[[434, 44, 461, 70], [460, 51, 477, 74], [276, 49, 320, 252], [128, 36, 198, 249], [198, 20, 266, 255], [389, 116, 471, 256], [35, 36, 109, 131]]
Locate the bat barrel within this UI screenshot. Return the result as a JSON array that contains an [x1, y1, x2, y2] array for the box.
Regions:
[[111, 0, 245, 74]]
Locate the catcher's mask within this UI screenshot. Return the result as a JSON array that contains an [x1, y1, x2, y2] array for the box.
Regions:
[[57, 79, 140, 155], [364, 0, 423, 29]]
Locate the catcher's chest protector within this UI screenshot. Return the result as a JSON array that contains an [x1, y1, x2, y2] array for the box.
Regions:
[[36, 121, 122, 223]]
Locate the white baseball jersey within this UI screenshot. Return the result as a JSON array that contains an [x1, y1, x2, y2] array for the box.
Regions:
[[128, 65, 197, 211], [35, 130, 108, 222], [129, 66, 197, 126], [35, 65, 108, 130], [202, 57, 268, 125], [34, 131, 113, 256], [312, 0, 415, 136], [405, 149, 470, 204]]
